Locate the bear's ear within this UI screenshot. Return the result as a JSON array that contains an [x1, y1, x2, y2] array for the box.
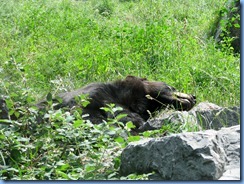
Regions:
[[125, 75, 136, 80], [125, 75, 147, 81]]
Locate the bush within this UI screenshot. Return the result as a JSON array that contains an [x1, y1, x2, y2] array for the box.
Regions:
[[0, 96, 140, 180]]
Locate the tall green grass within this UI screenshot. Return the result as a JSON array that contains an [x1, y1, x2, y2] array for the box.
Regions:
[[0, 0, 240, 180], [0, 0, 240, 106]]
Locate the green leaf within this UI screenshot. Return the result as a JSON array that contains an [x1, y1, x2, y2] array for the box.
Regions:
[[46, 92, 53, 102], [0, 119, 12, 124], [113, 156, 121, 170], [14, 111, 20, 118], [85, 164, 96, 172], [100, 106, 112, 113], [115, 136, 125, 144], [0, 134, 5, 139], [81, 101, 89, 108], [115, 113, 127, 121], [26, 96, 34, 104], [56, 170, 69, 179], [128, 135, 140, 142], [59, 163, 70, 171], [142, 131, 151, 137], [234, 23, 240, 28], [112, 106, 123, 112], [5, 99, 13, 108], [10, 149, 21, 161], [73, 119, 84, 128], [55, 96, 63, 104], [126, 121, 136, 129]]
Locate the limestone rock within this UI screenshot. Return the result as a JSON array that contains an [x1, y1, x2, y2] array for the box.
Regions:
[[120, 125, 240, 180]]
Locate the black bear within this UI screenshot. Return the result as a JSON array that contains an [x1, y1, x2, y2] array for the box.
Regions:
[[37, 75, 196, 131], [0, 76, 196, 131]]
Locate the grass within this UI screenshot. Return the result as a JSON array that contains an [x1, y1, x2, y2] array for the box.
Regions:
[[0, 0, 240, 180], [0, 0, 240, 106]]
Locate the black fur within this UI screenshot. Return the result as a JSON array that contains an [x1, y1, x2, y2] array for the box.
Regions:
[[37, 75, 196, 130], [0, 76, 196, 131]]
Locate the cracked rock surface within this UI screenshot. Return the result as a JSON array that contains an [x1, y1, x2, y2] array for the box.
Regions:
[[120, 125, 240, 180], [142, 102, 240, 131], [120, 102, 240, 180]]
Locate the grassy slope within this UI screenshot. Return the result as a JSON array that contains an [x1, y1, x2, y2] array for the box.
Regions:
[[0, 0, 240, 106], [0, 0, 240, 180]]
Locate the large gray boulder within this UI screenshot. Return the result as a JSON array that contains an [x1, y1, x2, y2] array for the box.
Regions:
[[120, 125, 240, 180], [218, 125, 240, 180]]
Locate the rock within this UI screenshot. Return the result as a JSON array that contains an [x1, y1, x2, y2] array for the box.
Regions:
[[120, 125, 240, 180], [141, 102, 240, 132], [145, 110, 200, 132], [191, 103, 240, 130], [190, 101, 222, 111], [217, 126, 240, 180]]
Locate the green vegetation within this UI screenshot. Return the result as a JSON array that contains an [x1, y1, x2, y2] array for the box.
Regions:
[[0, 0, 239, 106], [0, 0, 240, 180]]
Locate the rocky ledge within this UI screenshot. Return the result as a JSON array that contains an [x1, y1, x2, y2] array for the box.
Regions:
[[120, 102, 240, 180]]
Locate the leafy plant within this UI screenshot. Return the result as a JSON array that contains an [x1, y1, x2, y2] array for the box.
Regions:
[[0, 94, 142, 180]]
